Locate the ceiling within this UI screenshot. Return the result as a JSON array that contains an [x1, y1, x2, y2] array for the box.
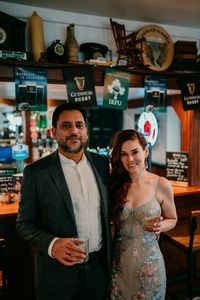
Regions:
[[3, 0, 200, 29]]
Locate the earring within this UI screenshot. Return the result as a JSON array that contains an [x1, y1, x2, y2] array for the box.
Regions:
[[145, 158, 148, 170]]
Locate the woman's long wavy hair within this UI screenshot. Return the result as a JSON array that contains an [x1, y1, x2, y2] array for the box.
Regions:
[[109, 129, 148, 228]]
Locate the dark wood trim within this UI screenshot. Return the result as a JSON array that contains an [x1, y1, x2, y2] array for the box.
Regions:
[[0, 98, 15, 105], [128, 97, 144, 108], [0, 59, 198, 89]]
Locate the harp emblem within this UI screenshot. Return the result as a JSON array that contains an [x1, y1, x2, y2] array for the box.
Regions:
[[74, 76, 85, 91]]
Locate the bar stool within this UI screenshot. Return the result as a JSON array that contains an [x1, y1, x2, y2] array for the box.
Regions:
[[0, 238, 7, 294], [162, 210, 200, 300]]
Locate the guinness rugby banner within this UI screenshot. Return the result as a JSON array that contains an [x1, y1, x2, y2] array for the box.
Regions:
[[179, 74, 200, 111], [64, 66, 97, 107], [103, 68, 131, 110]]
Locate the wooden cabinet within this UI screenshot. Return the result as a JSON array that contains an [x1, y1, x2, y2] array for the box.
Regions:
[[0, 203, 35, 300]]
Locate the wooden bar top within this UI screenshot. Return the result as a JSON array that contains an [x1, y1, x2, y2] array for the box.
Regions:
[[173, 184, 200, 197], [0, 202, 19, 219], [0, 185, 200, 219]]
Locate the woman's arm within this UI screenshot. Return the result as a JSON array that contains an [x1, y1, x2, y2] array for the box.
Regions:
[[154, 176, 177, 234]]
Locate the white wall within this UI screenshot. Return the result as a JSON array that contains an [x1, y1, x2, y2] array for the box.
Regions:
[[0, 1, 200, 61], [0, 1, 191, 161]]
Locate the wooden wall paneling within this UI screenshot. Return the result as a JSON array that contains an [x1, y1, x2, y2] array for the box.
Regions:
[[0, 98, 15, 105], [170, 94, 193, 151], [170, 94, 200, 185], [190, 110, 200, 185]]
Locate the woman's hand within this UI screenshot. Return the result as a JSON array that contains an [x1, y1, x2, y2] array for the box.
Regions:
[[143, 216, 163, 236]]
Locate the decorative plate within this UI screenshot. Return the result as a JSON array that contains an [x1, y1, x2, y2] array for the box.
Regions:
[[136, 24, 174, 71]]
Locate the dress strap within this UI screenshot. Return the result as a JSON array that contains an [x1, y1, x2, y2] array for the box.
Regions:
[[154, 176, 160, 198]]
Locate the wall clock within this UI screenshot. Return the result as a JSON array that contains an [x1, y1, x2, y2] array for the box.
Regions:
[[0, 27, 7, 45], [0, 11, 26, 51]]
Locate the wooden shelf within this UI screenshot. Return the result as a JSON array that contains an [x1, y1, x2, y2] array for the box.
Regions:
[[0, 58, 199, 89]]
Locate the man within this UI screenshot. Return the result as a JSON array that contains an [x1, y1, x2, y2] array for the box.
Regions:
[[16, 103, 111, 300]]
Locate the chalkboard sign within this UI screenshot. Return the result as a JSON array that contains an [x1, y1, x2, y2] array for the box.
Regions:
[[0, 168, 16, 193], [166, 152, 188, 184]]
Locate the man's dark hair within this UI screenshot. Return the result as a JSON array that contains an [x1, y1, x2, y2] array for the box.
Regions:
[[52, 103, 88, 128]]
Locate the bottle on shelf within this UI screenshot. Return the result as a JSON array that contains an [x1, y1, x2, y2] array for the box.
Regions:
[[65, 23, 79, 63]]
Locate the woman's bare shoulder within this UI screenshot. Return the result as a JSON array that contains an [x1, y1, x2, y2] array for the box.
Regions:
[[157, 176, 173, 197], [158, 176, 172, 187]]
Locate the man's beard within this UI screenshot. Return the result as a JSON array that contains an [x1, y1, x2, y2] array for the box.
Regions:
[[58, 138, 85, 154]]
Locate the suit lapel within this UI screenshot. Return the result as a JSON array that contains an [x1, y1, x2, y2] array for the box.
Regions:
[[48, 151, 76, 226], [86, 152, 108, 219], [47, 151, 108, 229]]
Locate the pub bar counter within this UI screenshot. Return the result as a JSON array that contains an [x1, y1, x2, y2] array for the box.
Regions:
[[1, 183, 200, 299]]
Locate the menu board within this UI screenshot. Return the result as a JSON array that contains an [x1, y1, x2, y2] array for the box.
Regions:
[[0, 168, 16, 193], [166, 152, 188, 184]]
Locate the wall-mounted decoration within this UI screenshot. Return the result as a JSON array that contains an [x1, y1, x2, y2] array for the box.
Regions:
[[103, 68, 131, 110], [179, 74, 200, 111], [64, 65, 97, 107], [136, 24, 174, 71], [144, 74, 167, 112], [15, 67, 47, 111]]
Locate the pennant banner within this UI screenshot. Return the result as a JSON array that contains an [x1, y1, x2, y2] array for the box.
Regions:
[[179, 74, 200, 111], [64, 65, 97, 107], [144, 75, 167, 112], [103, 68, 131, 110], [15, 67, 47, 111]]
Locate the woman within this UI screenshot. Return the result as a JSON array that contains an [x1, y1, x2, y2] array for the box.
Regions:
[[109, 129, 177, 300]]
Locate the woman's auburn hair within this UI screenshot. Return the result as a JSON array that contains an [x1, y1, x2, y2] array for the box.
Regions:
[[109, 129, 147, 228]]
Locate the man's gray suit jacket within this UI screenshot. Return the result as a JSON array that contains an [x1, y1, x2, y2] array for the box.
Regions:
[[16, 150, 111, 300]]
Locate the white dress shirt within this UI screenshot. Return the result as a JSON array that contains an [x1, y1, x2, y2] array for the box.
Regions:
[[48, 152, 102, 256]]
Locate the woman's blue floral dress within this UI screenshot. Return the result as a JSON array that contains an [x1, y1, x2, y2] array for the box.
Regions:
[[110, 182, 166, 300]]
